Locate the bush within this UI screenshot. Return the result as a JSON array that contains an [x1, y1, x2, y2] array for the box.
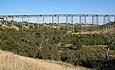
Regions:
[[110, 45, 115, 50]]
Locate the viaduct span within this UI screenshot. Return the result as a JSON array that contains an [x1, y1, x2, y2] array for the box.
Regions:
[[0, 14, 115, 32]]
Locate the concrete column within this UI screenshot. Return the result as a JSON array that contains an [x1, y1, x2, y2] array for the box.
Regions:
[[37, 17, 39, 29], [96, 16, 99, 24], [12, 16, 14, 26], [79, 16, 82, 31], [22, 17, 24, 29], [91, 16, 95, 30], [103, 16, 106, 24], [57, 16, 60, 31], [5, 17, 8, 25], [54, 16, 57, 24], [66, 16, 69, 31], [52, 16, 54, 23], [84, 16, 87, 24], [96, 16, 99, 30], [71, 16, 74, 32], [28, 17, 29, 28], [84, 16, 87, 31], [107, 16, 110, 30], [107, 16, 110, 23], [92, 16, 94, 24], [103, 16, 107, 30], [52, 16, 54, 28], [43, 16, 44, 25], [83, 16, 87, 24], [79, 16, 82, 24]]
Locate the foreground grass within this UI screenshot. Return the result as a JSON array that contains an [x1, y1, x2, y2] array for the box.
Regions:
[[0, 50, 94, 70]]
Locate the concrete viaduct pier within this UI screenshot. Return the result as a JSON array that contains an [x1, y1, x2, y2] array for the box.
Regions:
[[0, 14, 115, 32]]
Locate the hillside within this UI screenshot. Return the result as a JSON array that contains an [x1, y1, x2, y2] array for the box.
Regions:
[[0, 50, 93, 70], [0, 21, 115, 69]]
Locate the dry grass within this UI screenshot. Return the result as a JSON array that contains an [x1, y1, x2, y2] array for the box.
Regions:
[[0, 50, 95, 70], [0, 24, 19, 31]]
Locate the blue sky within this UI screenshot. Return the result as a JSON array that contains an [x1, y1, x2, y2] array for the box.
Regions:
[[0, 0, 115, 15]]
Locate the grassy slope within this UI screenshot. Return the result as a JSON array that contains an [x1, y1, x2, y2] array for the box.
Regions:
[[0, 21, 115, 34], [0, 50, 94, 70]]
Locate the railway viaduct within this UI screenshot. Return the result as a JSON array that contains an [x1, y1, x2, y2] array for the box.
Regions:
[[0, 14, 115, 32]]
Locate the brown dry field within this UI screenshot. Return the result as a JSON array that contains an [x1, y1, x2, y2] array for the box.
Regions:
[[0, 50, 95, 70]]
